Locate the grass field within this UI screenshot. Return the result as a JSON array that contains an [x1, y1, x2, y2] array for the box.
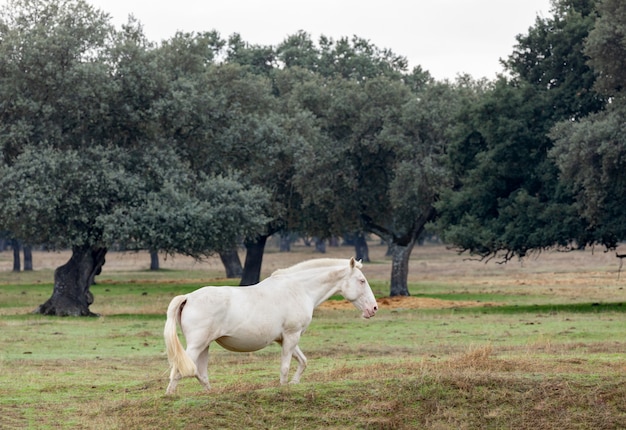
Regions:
[[1, 243, 626, 429]]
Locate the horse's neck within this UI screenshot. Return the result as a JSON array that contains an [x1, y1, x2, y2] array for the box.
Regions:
[[291, 269, 344, 308]]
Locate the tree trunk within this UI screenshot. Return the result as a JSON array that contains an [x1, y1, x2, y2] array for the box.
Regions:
[[149, 250, 159, 270], [354, 232, 370, 262], [219, 248, 243, 278], [314, 237, 326, 253], [389, 239, 416, 296], [23, 245, 33, 271], [35, 245, 107, 316], [388, 206, 436, 296], [11, 239, 20, 272], [240, 235, 268, 286], [279, 234, 291, 252]]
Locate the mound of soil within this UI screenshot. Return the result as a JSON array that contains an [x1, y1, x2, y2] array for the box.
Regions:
[[319, 296, 493, 310]]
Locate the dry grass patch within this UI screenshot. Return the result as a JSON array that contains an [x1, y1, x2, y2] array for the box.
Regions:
[[4, 332, 626, 429], [101, 362, 626, 430]]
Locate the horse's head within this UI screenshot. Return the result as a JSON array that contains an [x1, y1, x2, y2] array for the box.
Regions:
[[341, 257, 378, 319]]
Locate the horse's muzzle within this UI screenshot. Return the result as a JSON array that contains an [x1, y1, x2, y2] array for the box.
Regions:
[[362, 304, 378, 319]]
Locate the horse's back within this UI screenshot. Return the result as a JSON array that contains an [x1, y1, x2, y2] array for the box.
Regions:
[[184, 282, 286, 310]]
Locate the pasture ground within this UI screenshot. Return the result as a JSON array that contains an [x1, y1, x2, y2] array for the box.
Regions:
[[1, 242, 626, 429]]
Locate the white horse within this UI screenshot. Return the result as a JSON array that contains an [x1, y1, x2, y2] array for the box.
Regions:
[[163, 257, 378, 394]]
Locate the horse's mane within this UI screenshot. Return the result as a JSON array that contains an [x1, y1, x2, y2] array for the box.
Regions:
[[271, 258, 361, 277]]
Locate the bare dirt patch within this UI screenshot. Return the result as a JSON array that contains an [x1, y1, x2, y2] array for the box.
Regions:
[[319, 295, 491, 310]]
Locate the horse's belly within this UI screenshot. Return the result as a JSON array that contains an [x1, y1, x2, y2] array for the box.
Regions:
[[215, 336, 274, 353]]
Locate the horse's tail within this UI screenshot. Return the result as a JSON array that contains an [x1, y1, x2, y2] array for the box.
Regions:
[[164, 295, 197, 378]]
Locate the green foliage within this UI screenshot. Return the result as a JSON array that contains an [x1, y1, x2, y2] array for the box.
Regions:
[[550, 103, 626, 247], [226, 33, 276, 76], [437, 0, 607, 259], [106, 173, 271, 257], [0, 145, 140, 248], [505, 0, 604, 118], [548, 0, 626, 248], [277, 31, 409, 81], [437, 80, 572, 257], [292, 75, 456, 242], [0, 145, 270, 256], [585, 0, 626, 96], [0, 0, 114, 160]]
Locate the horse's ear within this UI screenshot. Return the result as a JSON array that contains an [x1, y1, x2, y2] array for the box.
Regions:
[[350, 257, 356, 269]]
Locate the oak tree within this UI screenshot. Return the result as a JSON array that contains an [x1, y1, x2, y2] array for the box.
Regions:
[[0, 0, 268, 315]]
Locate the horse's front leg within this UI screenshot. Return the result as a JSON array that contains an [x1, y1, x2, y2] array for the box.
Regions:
[[279, 333, 301, 384]]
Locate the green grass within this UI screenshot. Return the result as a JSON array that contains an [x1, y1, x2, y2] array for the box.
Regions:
[[455, 301, 626, 314], [2, 267, 626, 429]]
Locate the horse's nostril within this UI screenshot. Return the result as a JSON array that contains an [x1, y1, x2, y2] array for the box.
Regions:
[[374, 306, 378, 311]]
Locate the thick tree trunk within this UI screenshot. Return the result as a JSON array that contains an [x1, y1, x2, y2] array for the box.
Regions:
[[240, 235, 268, 286], [149, 250, 159, 270], [389, 239, 416, 296], [23, 245, 33, 271], [219, 248, 243, 278], [354, 232, 370, 262], [35, 245, 107, 316], [11, 239, 20, 272]]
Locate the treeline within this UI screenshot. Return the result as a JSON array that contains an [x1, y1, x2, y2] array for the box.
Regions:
[[0, 0, 624, 315]]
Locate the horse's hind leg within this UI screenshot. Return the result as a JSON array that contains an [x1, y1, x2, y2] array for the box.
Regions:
[[290, 345, 308, 384], [192, 346, 211, 391], [166, 368, 182, 395]]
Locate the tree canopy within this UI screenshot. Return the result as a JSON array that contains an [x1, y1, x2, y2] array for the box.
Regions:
[[2, 0, 626, 314], [291, 74, 456, 295], [435, 0, 607, 260], [549, 0, 626, 248]]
